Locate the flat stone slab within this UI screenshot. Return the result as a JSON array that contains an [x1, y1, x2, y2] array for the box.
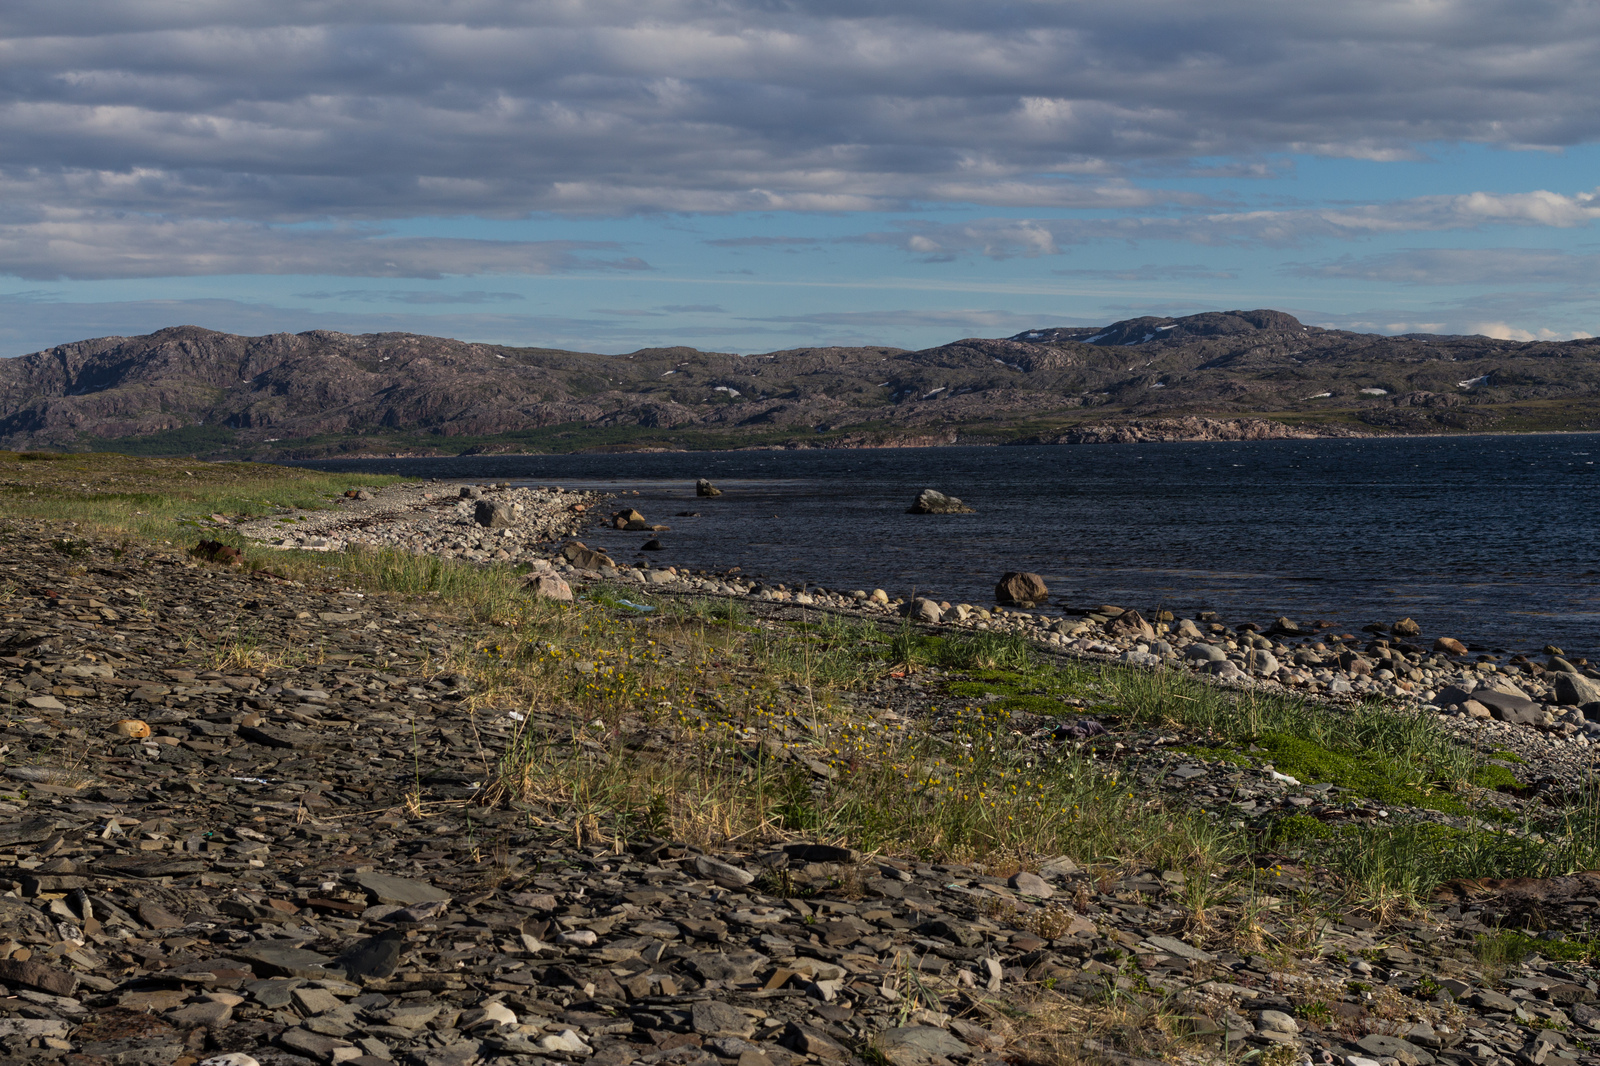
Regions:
[[230, 942, 334, 979], [349, 871, 451, 906]]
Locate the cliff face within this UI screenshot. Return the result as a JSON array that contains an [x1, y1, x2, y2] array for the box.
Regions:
[[4, 310, 1600, 454]]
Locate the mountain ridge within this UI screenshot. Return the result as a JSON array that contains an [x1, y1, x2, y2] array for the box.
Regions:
[[4, 309, 1600, 457]]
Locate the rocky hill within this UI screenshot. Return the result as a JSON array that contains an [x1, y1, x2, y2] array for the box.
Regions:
[[5, 310, 1600, 456]]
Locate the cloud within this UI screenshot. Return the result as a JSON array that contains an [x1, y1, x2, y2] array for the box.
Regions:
[[2, 0, 1600, 232], [0, 214, 648, 279], [1470, 321, 1594, 342], [1289, 247, 1600, 286], [853, 189, 1600, 259], [659, 304, 725, 313], [1053, 263, 1238, 281], [741, 308, 1045, 333], [295, 289, 526, 304], [0, 293, 813, 357]]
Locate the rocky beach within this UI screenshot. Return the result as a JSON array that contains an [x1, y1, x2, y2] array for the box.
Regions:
[[0, 463, 1590, 1066]]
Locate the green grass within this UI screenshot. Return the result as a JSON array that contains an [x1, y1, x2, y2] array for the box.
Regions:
[[0, 450, 398, 542]]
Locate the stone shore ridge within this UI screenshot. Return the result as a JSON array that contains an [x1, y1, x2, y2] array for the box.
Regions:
[[0, 480, 1586, 1066]]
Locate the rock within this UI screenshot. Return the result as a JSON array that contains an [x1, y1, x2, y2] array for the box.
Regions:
[[1470, 688, 1543, 725], [1144, 935, 1214, 961], [1552, 672, 1600, 706], [906, 489, 975, 515], [696, 479, 723, 497], [784, 1023, 849, 1059], [525, 573, 573, 601], [1184, 643, 1227, 662], [1468, 989, 1520, 1013], [168, 1000, 234, 1028], [201, 1056, 261, 1066], [1434, 685, 1476, 707], [349, 873, 450, 908], [1106, 609, 1156, 640], [995, 572, 1048, 607], [537, 1029, 591, 1054], [332, 929, 407, 981], [1255, 1009, 1299, 1034], [869, 589, 889, 605], [230, 942, 335, 979], [1460, 699, 1492, 719], [1393, 618, 1422, 637], [115, 718, 151, 738], [693, 854, 755, 888], [1357, 1034, 1434, 1066], [560, 541, 616, 570], [877, 1027, 969, 1066], [692, 1001, 756, 1038], [1433, 637, 1468, 655], [473, 500, 515, 528], [1008, 870, 1052, 898], [910, 598, 943, 623], [641, 538, 665, 551], [0, 959, 76, 996], [1246, 650, 1279, 674]]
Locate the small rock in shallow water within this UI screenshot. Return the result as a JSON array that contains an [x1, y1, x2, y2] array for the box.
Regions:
[[907, 489, 974, 514]]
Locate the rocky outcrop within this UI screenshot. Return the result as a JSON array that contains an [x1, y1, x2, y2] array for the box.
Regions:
[[696, 478, 722, 496], [907, 489, 975, 514], [1023, 417, 1370, 445]]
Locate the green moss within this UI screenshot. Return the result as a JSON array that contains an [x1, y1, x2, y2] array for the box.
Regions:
[[1267, 813, 1335, 847], [1174, 744, 1252, 767], [1251, 731, 1470, 814], [994, 694, 1069, 716], [1476, 930, 1600, 966], [1470, 764, 1523, 791]]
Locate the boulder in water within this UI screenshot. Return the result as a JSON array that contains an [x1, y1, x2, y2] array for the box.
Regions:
[[697, 479, 723, 497], [641, 539, 665, 551], [907, 489, 975, 514], [995, 571, 1048, 607]]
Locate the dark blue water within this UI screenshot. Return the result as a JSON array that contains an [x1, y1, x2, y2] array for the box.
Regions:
[[299, 434, 1600, 658]]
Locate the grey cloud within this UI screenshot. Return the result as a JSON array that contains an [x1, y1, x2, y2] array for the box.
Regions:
[[295, 289, 526, 304], [659, 304, 725, 313], [0, 216, 647, 279], [2, 1, 1599, 230]]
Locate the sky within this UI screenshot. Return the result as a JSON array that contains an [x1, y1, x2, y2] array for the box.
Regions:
[[4, 2, 1600, 356]]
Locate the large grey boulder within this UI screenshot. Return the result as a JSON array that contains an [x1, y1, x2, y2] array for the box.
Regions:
[[696, 478, 723, 497], [474, 500, 515, 527], [907, 489, 975, 514], [1552, 671, 1600, 706], [1469, 688, 1543, 725]]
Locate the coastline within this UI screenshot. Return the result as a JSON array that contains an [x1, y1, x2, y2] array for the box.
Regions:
[[237, 478, 1600, 753], [285, 423, 1599, 462]]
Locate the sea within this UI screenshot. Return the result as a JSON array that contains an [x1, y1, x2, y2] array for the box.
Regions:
[[299, 433, 1600, 659]]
